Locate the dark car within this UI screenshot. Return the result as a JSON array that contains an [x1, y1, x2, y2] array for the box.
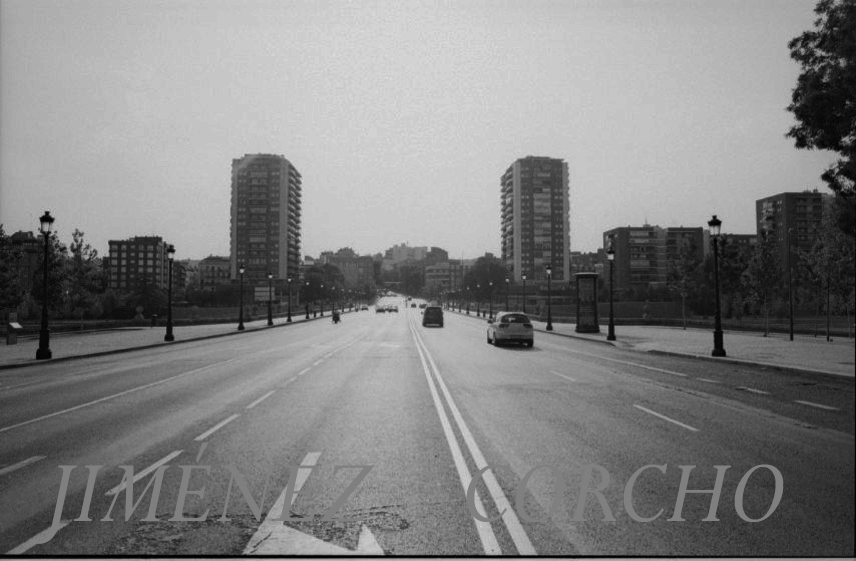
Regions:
[[422, 305, 444, 327]]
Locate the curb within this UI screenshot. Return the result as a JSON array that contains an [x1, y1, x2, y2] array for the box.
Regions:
[[0, 312, 344, 372], [644, 349, 855, 381]]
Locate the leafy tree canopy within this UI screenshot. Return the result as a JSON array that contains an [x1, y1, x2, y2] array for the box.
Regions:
[[787, 0, 856, 235]]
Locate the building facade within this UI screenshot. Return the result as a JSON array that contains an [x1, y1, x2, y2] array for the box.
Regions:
[[230, 154, 302, 285], [500, 156, 570, 283], [755, 190, 831, 265], [106, 236, 172, 290], [198, 255, 231, 292], [603, 226, 704, 292]]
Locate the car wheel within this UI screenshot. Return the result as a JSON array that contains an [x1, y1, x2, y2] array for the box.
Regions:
[[487, 332, 492, 344], [526, 340, 534, 348]]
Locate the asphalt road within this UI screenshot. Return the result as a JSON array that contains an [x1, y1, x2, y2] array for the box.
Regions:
[[1, 297, 853, 555]]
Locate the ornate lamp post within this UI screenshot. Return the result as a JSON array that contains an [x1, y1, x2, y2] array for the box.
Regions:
[[287, 277, 293, 322], [787, 227, 794, 341], [165, 244, 175, 341], [36, 211, 55, 360], [476, 284, 481, 317], [546, 263, 554, 331], [709, 215, 726, 357], [237, 264, 246, 331], [606, 240, 616, 341], [267, 272, 274, 326], [305, 281, 311, 319], [505, 277, 509, 312], [488, 281, 493, 320], [466, 286, 471, 315], [522, 273, 527, 314]]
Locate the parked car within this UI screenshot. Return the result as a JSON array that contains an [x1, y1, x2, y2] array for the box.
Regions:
[[418, 303, 427, 309], [422, 305, 444, 327], [375, 306, 386, 313], [411, 303, 417, 308], [361, 305, 369, 311], [487, 312, 534, 347], [388, 305, 399, 313]]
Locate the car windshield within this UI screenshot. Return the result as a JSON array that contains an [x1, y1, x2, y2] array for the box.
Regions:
[[500, 314, 529, 324]]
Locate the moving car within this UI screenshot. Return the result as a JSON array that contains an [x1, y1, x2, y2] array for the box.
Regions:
[[375, 306, 386, 313], [486, 312, 534, 347], [387, 305, 399, 313], [422, 305, 443, 327]]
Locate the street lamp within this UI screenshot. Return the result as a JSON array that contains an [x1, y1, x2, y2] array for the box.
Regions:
[[522, 273, 527, 314], [267, 272, 274, 326], [488, 281, 493, 320], [305, 281, 311, 319], [546, 263, 553, 331], [36, 211, 55, 360], [320, 284, 324, 316], [505, 277, 509, 312], [237, 263, 246, 331], [476, 284, 481, 317], [287, 277, 293, 322], [606, 240, 616, 341], [787, 228, 794, 341], [466, 286, 471, 315], [708, 215, 726, 357], [165, 244, 175, 341]]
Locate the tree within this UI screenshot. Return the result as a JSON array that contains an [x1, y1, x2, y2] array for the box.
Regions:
[[63, 229, 107, 321], [667, 238, 702, 329], [462, 255, 508, 302], [742, 231, 782, 336], [787, 0, 856, 236], [31, 231, 70, 316], [0, 225, 26, 318]]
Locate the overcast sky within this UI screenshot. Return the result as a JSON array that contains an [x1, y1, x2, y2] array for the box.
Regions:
[[0, 0, 838, 260]]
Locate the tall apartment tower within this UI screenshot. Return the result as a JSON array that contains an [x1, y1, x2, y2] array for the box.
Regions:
[[501, 156, 570, 283], [755, 190, 830, 266], [230, 154, 302, 284]]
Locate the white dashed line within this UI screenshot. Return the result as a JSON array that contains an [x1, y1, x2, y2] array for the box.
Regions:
[[297, 367, 311, 376], [194, 414, 240, 441], [0, 456, 47, 477], [794, 400, 839, 411], [106, 450, 183, 496], [7, 520, 71, 554], [634, 404, 700, 432], [736, 386, 770, 395], [312, 360, 323, 366], [246, 391, 275, 410], [697, 378, 720, 384], [549, 370, 576, 382]]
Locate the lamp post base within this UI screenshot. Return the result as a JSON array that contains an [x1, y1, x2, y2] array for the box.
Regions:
[[711, 330, 726, 356], [36, 347, 52, 360]]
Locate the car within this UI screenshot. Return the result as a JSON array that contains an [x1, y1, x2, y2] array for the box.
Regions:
[[375, 306, 386, 313], [422, 305, 443, 327], [411, 303, 416, 308], [487, 312, 534, 347], [418, 303, 427, 309], [391, 305, 399, 312], [361, 305, 369, 311]]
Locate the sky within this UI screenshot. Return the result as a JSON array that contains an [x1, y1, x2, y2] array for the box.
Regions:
[[0, 0, 839, 261]]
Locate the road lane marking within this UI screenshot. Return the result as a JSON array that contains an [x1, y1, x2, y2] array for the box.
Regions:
[[634, 405, 700, 432], [0, 358, 242, 435], [7, 520, 71, 554], [106, 450, 183, 496], [412, 317, 536, 556], [296, 367, 311, 376], [312, 360, 323, 366], [736, 386, 770, 395], [549, 370, 576, 382], [409, 322, 501, 555], [562, 348, 689, 377], [247, 391, 275, 410], [697, 378, 720, 384], [194, 414, 240, 441], [0, 455, 46, 477], [279, 377, 297, 389], [794, 400, 839, 411], [244, 452, 321, 554]]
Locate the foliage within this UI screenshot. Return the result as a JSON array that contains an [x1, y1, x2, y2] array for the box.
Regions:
[[462, 255, 509, 301], [0, 225, 25, 317], [31, 231, 70, 314], [742, 231, 783, 335], [787, 0, 856, 235], [62, 229, 108, 319]]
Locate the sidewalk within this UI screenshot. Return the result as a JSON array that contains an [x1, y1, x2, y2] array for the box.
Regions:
[[452, 310, 855, 379], [0, 311, 337, 371], [3, 310, 854, 379]]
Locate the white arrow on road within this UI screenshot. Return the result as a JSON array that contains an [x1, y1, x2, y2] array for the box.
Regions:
[[243, 452, 384, 556]]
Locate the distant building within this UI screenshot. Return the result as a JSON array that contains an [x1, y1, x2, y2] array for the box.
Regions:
[[755, 190, 831, 265], [198, 256, 230, 292], [603, 226, 704, 292], [106, 236, 173, 290], [501, 156, 570, 283], [425, 259, 468, 292], [230, 153, 302, 285]]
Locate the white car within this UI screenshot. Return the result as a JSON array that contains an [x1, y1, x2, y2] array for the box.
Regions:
[[486, 312, 534, 347]]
